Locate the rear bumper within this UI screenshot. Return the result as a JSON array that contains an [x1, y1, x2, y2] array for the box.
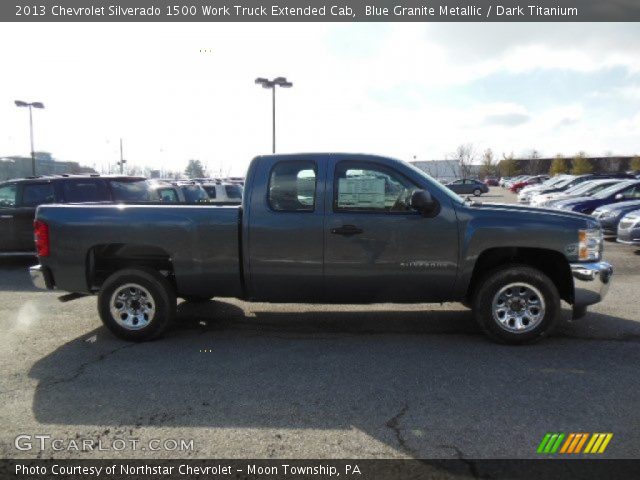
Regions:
[[29, 264, 54, 290], [570, 262, 613, 309]]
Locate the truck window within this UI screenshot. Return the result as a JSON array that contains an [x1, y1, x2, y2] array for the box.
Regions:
[[0, 184, 17, 208], [62, 180, 109, 203], [111, 180, 152, 202], [224, 185, 243, 199], [181, 185, 209, 203], [334, 162, 419, 213], [158, 187, 179, 203], [21, 183, 55, 207], [202, 185, 217, 199], [268, 161, 316, 212]]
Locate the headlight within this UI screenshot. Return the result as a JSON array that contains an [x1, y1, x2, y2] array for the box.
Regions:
[[578, 228, 603, 261]]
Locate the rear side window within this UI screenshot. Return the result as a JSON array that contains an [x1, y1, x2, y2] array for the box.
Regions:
[[268, 161, 317, 212], [158, 188, 179, 203], [0, 184, 17, 207], [62, 180, 109, 203], [111, 180, 152, 202], [181, 185, 209, 203], [203, 186, 217, 199], [21, 183, 55, 207], [224, 185, 243, 199]]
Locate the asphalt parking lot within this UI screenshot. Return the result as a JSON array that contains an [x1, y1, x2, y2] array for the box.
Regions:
[[1, 187, 639, 460]]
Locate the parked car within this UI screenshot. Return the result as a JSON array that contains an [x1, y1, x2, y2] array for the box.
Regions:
[[554, 179, 640, 214], [617, 209, 640, 245], [149, 181, 211, 204], [518, 175, 575, 204], [509, 175, 549, 194], [0, 175, 149, 254], [592, 200, 640, 236], [498, 177, 511, 187], [503, 175, 531, 189], [30, 153, 612, 345], [536, 179, 622, 208], [201, 183, 243, 205], [483, 177, 499, 187], [445, 178, 489, 196], [529, 173, 635, 206]]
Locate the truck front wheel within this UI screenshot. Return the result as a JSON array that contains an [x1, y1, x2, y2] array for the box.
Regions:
[[98, 268, 176, 341], [473, 265, 560, 344]]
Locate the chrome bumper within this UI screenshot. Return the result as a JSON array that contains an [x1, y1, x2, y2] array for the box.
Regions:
[[29, 264, 54, 290], [570, 261, 613, 309]]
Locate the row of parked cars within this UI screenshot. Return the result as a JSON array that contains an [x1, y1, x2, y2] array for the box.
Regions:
[[0, 174, 243, 254], [513, 173, 640, 246]]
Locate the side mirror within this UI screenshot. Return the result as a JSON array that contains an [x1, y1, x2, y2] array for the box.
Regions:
[[410, 190, 438, 216]]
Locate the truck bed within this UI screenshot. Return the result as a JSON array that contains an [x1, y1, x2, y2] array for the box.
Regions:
[[37, 203, 243, 299]]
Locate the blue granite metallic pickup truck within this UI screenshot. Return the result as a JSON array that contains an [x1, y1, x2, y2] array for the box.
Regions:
[[29, 153, 613, 344]]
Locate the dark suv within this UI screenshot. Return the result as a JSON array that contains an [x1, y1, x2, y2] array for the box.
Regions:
[[0, 175, 149, 254]]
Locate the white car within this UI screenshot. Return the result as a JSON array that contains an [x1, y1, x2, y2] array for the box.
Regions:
[[532, 179, 621, 208], [518, 175, 573, 204], [201, 183, 243, 204]]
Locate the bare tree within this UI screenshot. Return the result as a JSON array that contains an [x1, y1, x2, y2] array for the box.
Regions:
[[455, 143, 476, 178], [527, 149, 544, 175], [480, 148, 496, 178]]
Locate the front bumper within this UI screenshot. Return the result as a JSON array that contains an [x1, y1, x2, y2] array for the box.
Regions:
[[570, 261, 613, 309], [29, 264, 54, 290]]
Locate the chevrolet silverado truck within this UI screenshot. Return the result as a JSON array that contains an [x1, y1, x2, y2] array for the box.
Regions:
[[29, 154, 613, 344]]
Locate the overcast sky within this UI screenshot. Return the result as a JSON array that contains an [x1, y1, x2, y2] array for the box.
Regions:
[[1, 22, 639, 175]]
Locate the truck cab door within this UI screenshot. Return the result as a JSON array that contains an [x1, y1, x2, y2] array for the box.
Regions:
[[0, 183, 19, 252], [246, 155, 326, 302], [323, 158, 459, 303]]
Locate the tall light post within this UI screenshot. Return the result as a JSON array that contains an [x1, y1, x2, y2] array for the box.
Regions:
[[255, 77, 293, 153], [14, 100, 45, 176]]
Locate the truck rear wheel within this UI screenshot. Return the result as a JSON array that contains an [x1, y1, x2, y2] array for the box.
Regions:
[[473, 265, 560, 344], [98, 268, 176, 341]]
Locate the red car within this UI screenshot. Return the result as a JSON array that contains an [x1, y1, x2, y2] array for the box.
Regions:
[[484, 177, 499, 186], [509, 175, 549, 193]]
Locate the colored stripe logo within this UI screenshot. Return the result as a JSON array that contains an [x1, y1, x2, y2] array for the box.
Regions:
[[537, 433, 613, 454]]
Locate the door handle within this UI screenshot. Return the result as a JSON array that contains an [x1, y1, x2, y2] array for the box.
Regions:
[[331, 225, 363, 236], [0, 215, 13, 219]]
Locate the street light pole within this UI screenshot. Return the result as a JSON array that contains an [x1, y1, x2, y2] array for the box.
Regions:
[[15, 100, 45, 176], [255, 77, 293, 154]]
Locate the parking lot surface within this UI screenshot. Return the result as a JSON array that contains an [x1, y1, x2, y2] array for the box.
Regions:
[[1, 188, 639, 459]]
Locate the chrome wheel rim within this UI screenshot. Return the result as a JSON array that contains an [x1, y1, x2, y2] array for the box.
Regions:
[[491, 282, 545, 333], [109, 283, 155, 330]]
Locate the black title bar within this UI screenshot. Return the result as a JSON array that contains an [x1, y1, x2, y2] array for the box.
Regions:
[[3, 0, 640, 22]]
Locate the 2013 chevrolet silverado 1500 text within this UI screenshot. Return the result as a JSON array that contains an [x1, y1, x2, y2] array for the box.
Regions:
[[29, 153, 613, 344]]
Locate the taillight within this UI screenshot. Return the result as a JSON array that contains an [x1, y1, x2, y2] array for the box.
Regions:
[[34, 220, 50, 257]]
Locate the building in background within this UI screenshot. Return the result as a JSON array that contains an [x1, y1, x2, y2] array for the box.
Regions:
[[0, 152, 96, 180], [411, 160, 480, 183]]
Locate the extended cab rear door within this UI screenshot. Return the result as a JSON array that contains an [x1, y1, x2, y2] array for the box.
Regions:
[[245, 155, 326, 302]]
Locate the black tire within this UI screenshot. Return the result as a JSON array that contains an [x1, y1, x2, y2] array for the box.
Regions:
[[473, 188, 482, 196], [98, 268, 176, 342], [473, 265, 560, 345]]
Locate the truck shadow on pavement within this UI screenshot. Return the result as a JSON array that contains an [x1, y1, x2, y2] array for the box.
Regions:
[[26, 300, 640, 457], [0, 256, 39, 292]]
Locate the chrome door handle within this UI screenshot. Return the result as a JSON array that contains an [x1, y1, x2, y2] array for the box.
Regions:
[[0, 215, 13, 219]]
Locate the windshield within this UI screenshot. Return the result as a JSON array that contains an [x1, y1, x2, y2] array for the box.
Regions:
[[592, 181, 633, 199], [565, 181, 605, 195], [544, 175, 572, 187]]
